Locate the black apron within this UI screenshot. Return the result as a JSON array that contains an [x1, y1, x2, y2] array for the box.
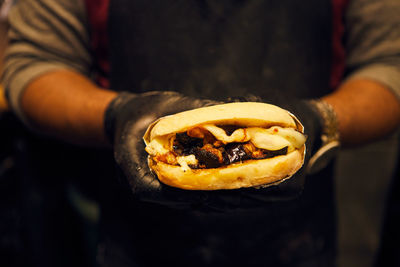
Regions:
[[100, 1, 337, 266]]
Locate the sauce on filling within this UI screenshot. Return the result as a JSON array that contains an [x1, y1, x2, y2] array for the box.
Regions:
[[170, 127, 288, 169]]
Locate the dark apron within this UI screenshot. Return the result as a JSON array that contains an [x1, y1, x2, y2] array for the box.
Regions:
[[100, 1, 337, 266]]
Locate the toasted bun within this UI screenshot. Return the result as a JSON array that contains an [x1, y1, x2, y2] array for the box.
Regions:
[[144, 102, 297, 142], [148, 149, 304, 190], [144, 102, 305, 190]]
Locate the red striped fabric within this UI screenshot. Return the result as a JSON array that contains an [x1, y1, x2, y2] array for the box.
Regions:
[[84, 0, 349, 91], [330, 0, 349, 90], [84, 0, 110, 88]]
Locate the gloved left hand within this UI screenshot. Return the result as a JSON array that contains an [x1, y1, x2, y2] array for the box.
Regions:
[[227, 94, 323, 205]]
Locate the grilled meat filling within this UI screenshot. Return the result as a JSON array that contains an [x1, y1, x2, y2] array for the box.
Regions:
[[171, 131, 288, 169]]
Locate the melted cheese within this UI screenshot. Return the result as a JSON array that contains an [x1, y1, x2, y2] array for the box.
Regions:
[[264, 126, 307, 149], [247, 128, 293, 151], [176, 155, 198, 172], [203, 124, 306, 152], [202, 125, 250, 143], [145, 136, 169, 156]]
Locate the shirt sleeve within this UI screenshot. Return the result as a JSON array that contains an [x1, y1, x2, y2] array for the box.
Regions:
[[1, 0, 91, 122], [344, 0, 400, 100]]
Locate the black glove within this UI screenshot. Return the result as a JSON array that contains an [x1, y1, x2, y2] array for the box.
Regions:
[[105, 91, 322, 211], [105, 91, 236, 211], [227, 93, 322, 204]]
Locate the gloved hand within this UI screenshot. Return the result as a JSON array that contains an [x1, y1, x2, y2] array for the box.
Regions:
[[105, 91, 323, 211], [105, 91, 233, 210], [227, 93, 322, 204]]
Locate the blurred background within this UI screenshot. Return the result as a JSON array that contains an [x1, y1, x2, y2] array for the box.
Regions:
[[0, 0, 399, 266], [336, 135, 399, 267]]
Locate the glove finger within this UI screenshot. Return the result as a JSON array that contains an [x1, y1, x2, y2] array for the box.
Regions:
[[239, 173, 305, 203], [226, 94, 263, 103], [134, 168, 245, 211]]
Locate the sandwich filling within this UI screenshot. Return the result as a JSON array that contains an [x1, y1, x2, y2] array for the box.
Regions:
[[145, 124, 306, 172]]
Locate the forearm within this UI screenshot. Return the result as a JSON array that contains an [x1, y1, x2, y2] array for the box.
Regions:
[[21, 70, 118, 147], [323, 78, 400, 147]]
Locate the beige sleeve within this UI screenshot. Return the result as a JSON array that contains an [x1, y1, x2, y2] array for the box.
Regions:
[[1, 0, 92, 122], [345, 0, 400, 100]]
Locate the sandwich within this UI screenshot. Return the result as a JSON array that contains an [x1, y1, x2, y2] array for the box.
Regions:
[[143, 102, 306, 190]]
